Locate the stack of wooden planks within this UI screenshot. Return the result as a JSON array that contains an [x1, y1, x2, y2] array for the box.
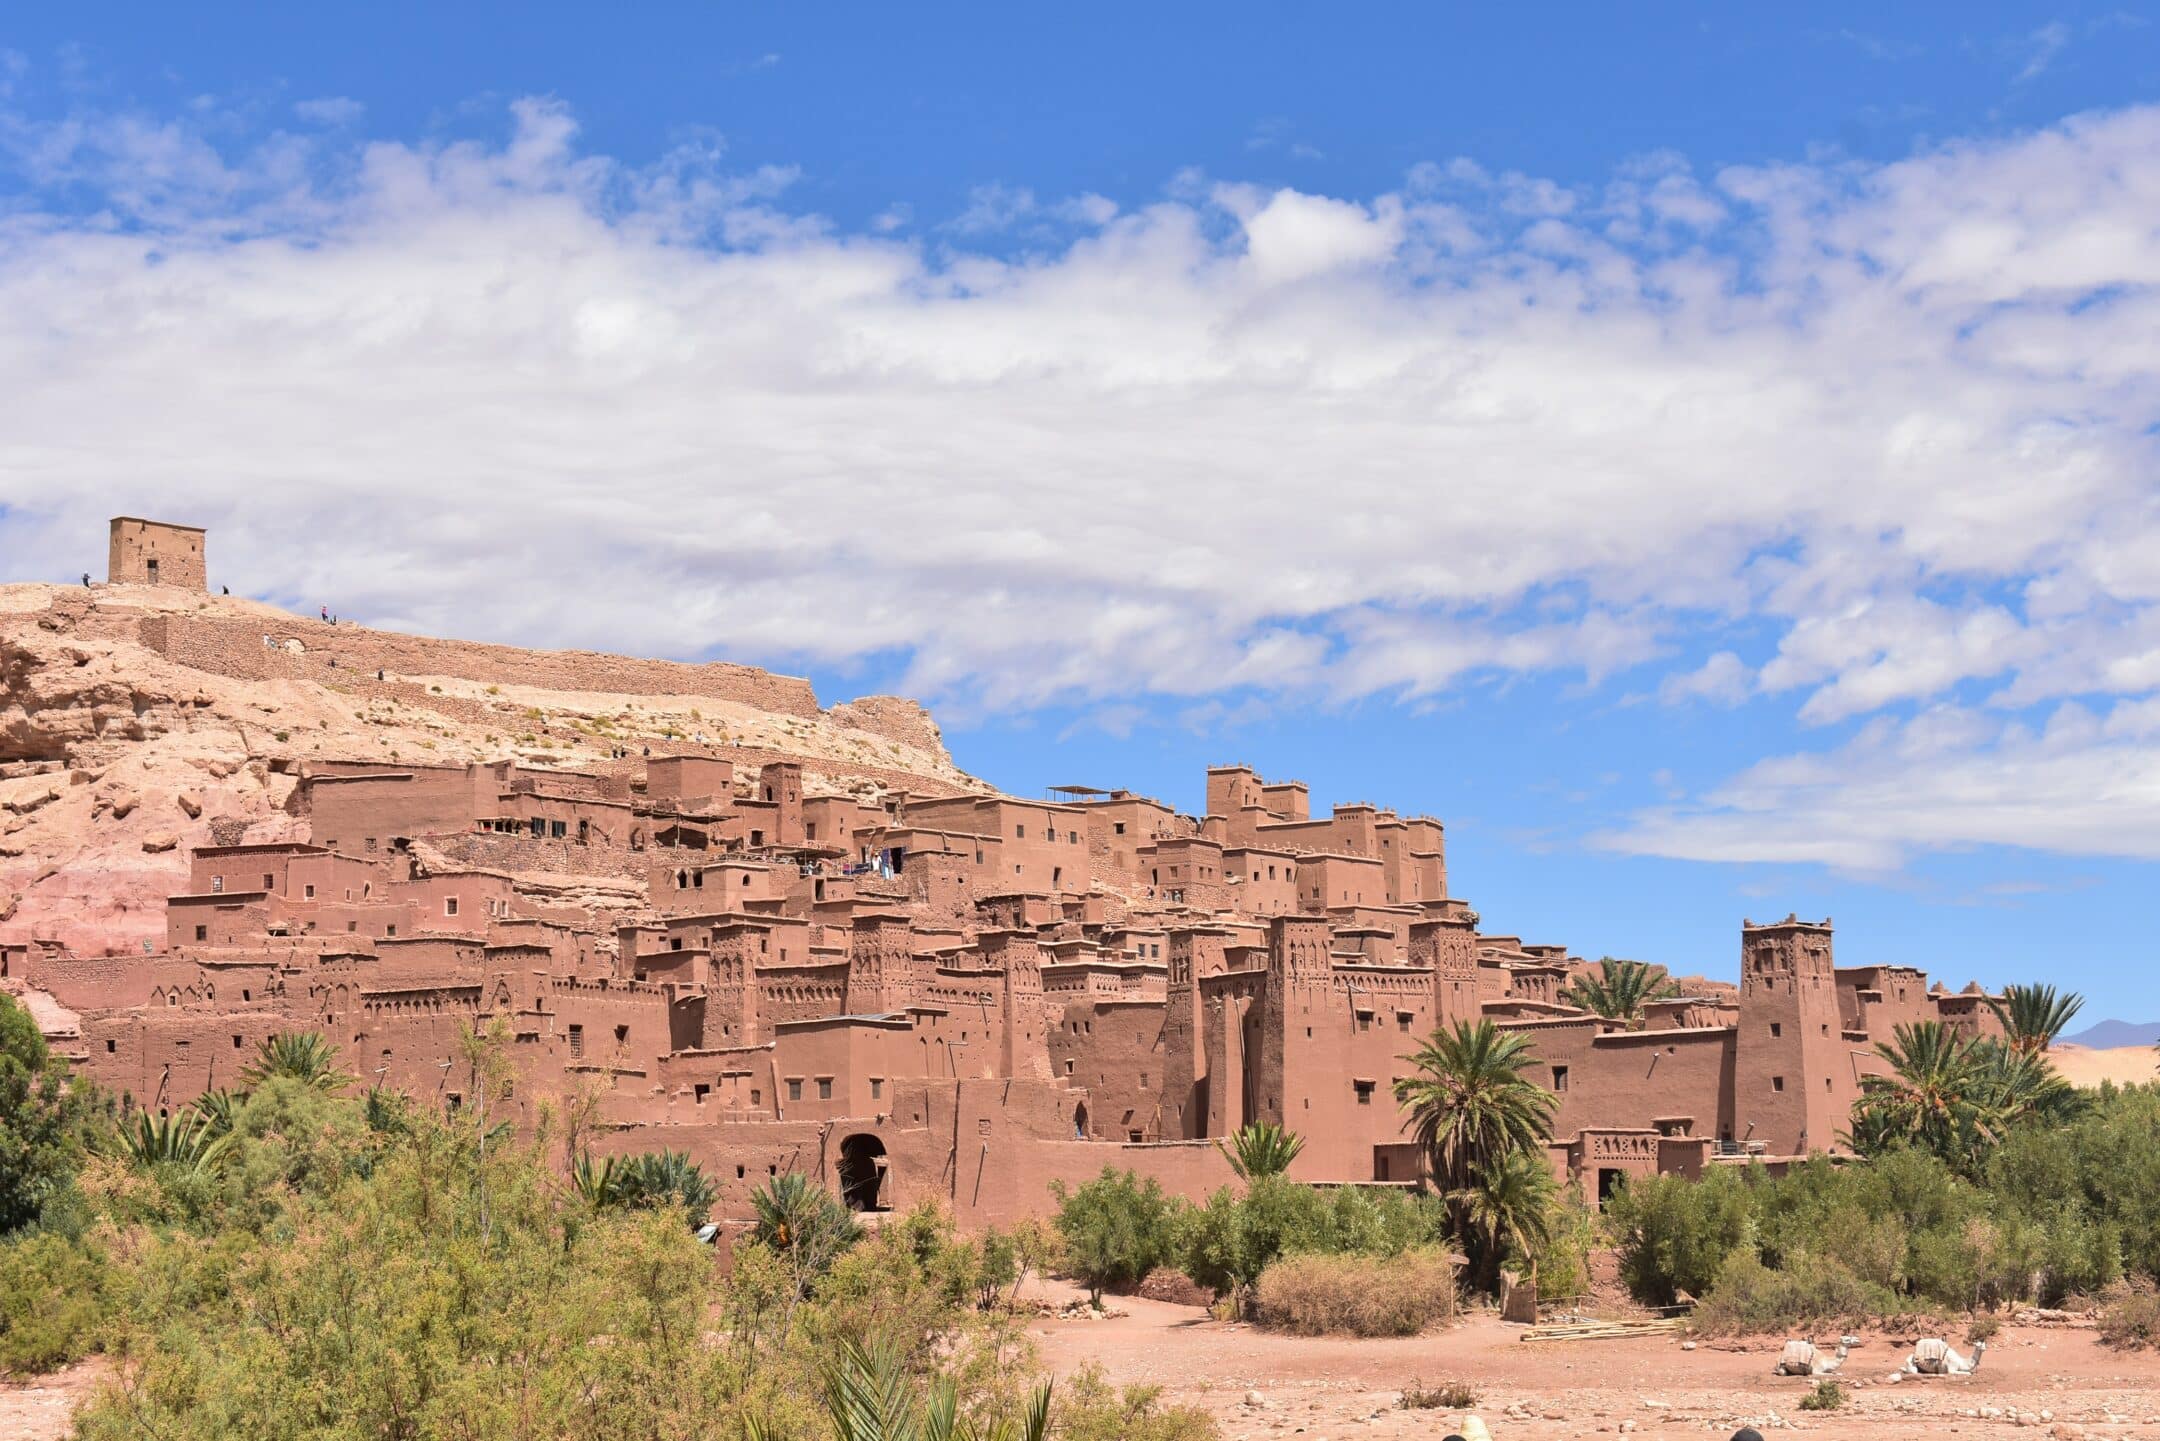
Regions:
[[1519, 1318, 1678, 1342]]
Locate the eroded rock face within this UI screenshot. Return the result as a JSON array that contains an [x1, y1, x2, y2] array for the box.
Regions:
[[0, 582, 977, 958]]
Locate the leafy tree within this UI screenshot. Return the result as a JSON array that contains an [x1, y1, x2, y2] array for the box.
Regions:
[[1217, 1121, 1304, 1185], [1561, 958, 1680, 1026], [240, 1031, 350, 1092], [1602, 1165, 1759, 1307], [1986, 983, 2084, 1056], [0, 991, 98, 1235], [1049, 1168, 1184, 1303], [1393, 1019, 1556, 1252]]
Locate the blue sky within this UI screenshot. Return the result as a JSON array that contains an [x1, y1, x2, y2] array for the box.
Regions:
[[5, 5, 2160, 1018]]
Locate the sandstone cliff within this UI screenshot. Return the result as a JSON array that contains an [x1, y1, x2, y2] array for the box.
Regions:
[[0, 583, 980, 957]]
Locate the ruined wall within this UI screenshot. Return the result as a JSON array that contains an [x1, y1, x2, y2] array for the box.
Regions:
[[138, 614, 821, 716]]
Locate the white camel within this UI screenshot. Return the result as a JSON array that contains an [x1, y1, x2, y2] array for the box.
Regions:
[[1900, 1338, 1985, 1375], [1772, 1335, 1858, 1376]]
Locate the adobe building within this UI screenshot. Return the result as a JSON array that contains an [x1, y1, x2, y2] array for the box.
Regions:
[[6, 522, 2009, 1228], [109, 517, 207, 589]]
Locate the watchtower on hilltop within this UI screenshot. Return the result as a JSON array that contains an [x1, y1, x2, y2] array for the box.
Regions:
[[109, 517, 206, 589]]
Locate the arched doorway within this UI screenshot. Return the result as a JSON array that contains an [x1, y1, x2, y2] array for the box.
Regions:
[[838, 1133, 888, 1212], [1072, 1103, 1089, 1140]]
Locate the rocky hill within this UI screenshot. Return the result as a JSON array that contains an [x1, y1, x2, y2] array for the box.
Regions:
[[0, 582, 979, 957]]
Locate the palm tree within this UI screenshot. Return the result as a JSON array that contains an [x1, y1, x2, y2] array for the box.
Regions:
[[749, 1337, 1051, 1441], [750, 1172, 862, 1298], [1452, 1146, 1557, 1292], [192, 1086, 243, 1138], [570, 1149, 719, 1225], [1218, 1121, 1304, 1184], [1986, 983, 2084, 1056], [1972, 1039, 2080, 1128], [1394, 1019, 1557, 1241], [1850, 1021, 1996, 1163], [1562, 958, 1680, 1026], [118, 1108, 232, 1176], [241, 1032, 351, 1092]]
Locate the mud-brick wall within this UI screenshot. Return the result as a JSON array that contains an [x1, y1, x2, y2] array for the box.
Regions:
[[138, 614, 822, 716]]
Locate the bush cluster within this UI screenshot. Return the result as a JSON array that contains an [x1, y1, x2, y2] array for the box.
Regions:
[[1049, 1166, 1465, 1331], [1605, 1084, 2160, 1330], [1252, 1250, 1458, 1336], [0, 1006, 1216, 1441]]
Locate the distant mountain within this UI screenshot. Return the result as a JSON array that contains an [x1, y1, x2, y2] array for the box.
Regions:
[[2062, 1019, 2160, 1049]]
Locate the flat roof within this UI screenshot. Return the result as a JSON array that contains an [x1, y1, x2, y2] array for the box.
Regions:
[[111, 516, 205, 532]]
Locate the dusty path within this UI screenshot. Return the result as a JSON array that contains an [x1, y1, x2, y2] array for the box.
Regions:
[[0, 1359, 106, 1441], [1026, 1283, 2160, 1438]]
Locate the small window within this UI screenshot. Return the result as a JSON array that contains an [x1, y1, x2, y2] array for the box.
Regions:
[[816, 1078, 833, 1100], [1353, 1080, 1376, 1105], [751, 1088, 761, 1106], [263, 873, 275, 889], [105, 1039, 116, 1054], [1771, 1075, 1786, 1092], [194, 925, 207, 942], [444, 897, 459, 917], [614, 1024, 628, 1046], [1769, 1022, 1782, 1038], [232, 1035, 243, 1049], [1015, 824, 1025, 838], [694, 1084, 710, 1104], [1552, 1065, 1569, 1092], [1114, 822, 1126, 835], [304, 884, 316, 899], [568, 1024, 584, 1058], [210, 875, 223, 893], [386, 924, 396, 936], [870, 1077, 883, 1099], [786, 1079, 803, 1101]]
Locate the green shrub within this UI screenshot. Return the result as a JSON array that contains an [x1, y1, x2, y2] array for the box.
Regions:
[[0, 1232, 109, 1375], [1050, 1168, 1187, 1301], [1051, 1363, 1217, 1441], [1692, 1249, 1891, 1335], [2097, 1292, 2160, 1350], [1400, 1377, 1478, 1410], [1253, 1249, 1457, 1337], [1797, 1379, 1846, 1411], [1603, 1165, 1758, 1306]]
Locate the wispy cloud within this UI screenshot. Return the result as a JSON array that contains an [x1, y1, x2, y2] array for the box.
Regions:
[[2016, 20, 2071, 81]]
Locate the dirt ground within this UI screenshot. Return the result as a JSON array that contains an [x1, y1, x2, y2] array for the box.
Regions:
[[1025, 1280, 2160, 1439], [0, 1359, 106, 1441]]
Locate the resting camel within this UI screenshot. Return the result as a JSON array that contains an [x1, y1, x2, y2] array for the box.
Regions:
[[1772, 1335, 1859, 1376], [1901, 1338, 1986, 1375]]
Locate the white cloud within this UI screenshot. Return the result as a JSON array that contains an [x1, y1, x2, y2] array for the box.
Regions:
[[294, 97, 364, 127], [1, 94, 2160, 865], [1604, 699, 2160, 870], [1660, 651, 1752, 707]]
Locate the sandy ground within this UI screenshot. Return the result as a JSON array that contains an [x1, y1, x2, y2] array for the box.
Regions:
[[2051, 1045, 2159, 1089], [0, 1359, 106, 1441], [1026, 1281, 2160, 1439]]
